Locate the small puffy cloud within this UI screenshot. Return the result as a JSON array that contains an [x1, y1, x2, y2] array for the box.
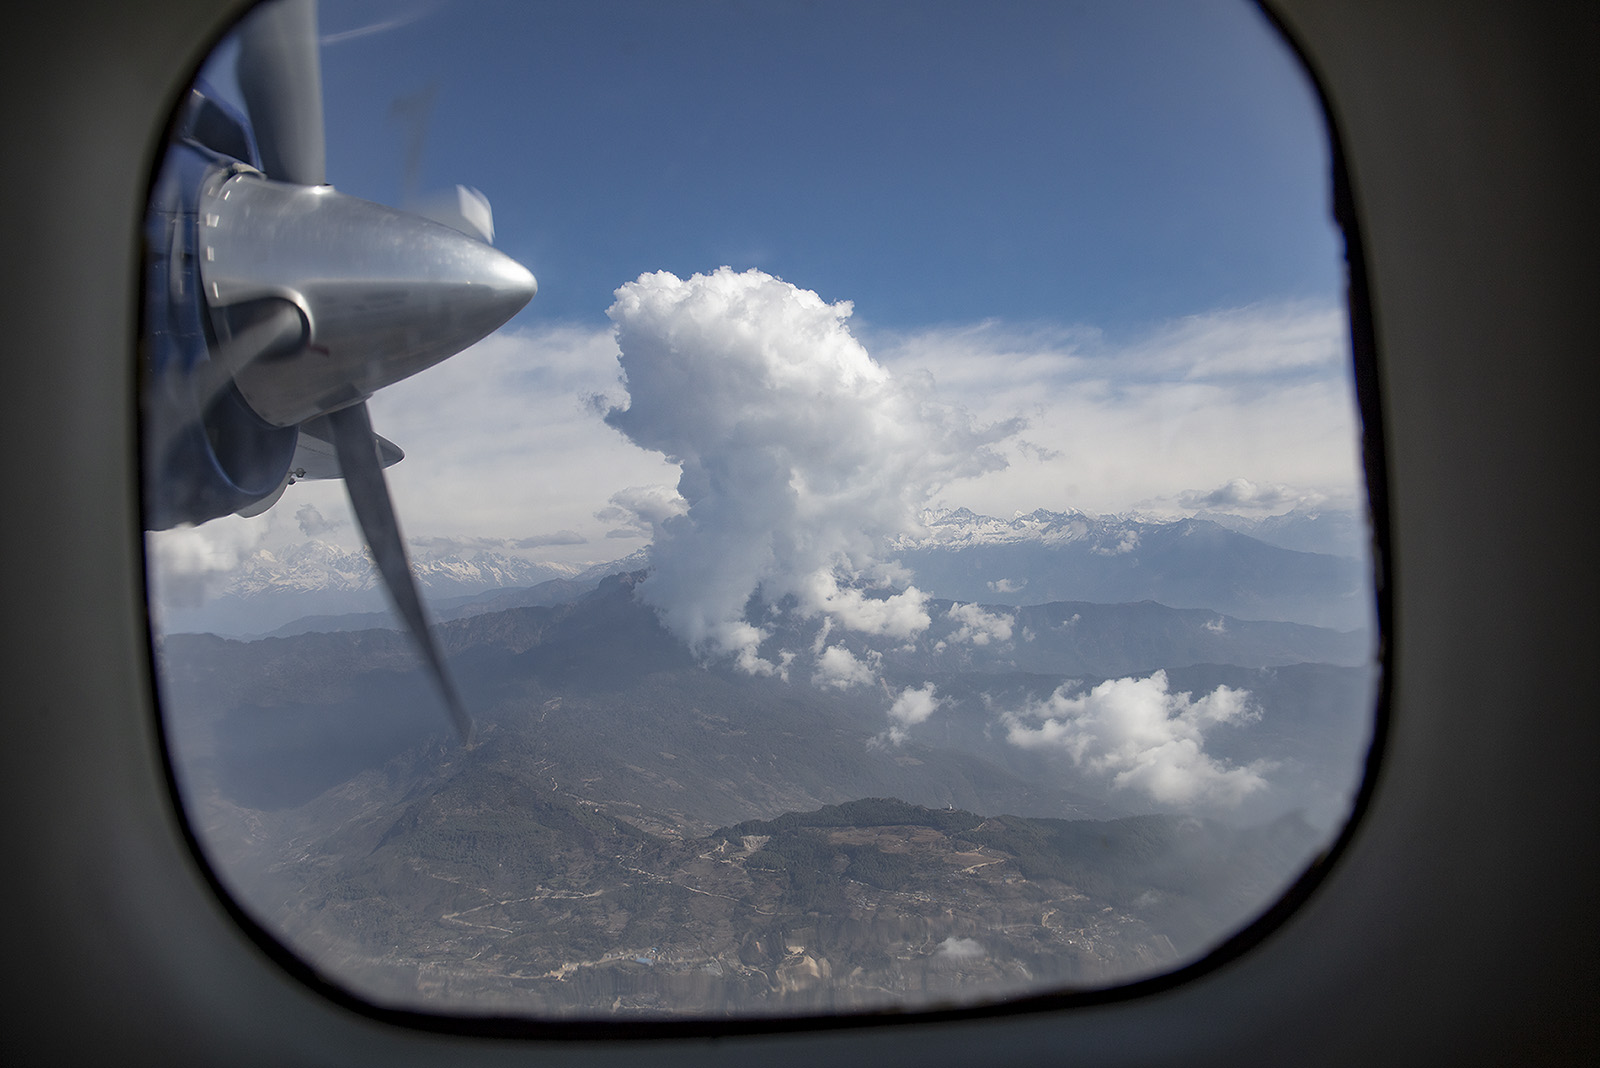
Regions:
[[941, 602, 1014, 648], [987, 578, 1025, 594], [884, 683, 943, 745], [799, 571, 931, 640], [1091, 529, 1139, 556], [1177, 477, 1323, 515], [604, 267, 1014, 671], [1004, 670, 1267, 807], [812, 645, 880, 690], [934, 936, 984, 960], [295, 502, 340, 537]]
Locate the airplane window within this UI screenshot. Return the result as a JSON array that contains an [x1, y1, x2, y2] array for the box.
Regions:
[[143, 0, 1381, 1024]]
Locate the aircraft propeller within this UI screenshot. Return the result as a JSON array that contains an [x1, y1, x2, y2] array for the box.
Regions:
[[144, 0, 537, 742]]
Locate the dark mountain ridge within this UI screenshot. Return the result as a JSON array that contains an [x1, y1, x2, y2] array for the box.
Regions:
[[209, 764, 1321, 1017], [159, 573, 1371, 825], [157, 566, 1376, 1018], [899, 513, 1371, 629]]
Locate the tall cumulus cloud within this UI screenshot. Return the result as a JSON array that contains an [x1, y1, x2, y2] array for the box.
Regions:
[[604, 267, 1017, 675]]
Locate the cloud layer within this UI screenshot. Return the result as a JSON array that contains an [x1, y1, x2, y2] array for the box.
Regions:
[[864, 302, 1363, 518], [156, 293, 1361, 580], [145, 522, 272, 611], [1178, 477, 1325, 514], [603, 267, 1015, 673], [1004, 670, 1268, 808], [270, 323, 670, 571]]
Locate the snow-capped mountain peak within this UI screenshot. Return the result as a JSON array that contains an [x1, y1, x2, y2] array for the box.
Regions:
[[221, 539, 578, 599], [902, 507, 1143, 551]]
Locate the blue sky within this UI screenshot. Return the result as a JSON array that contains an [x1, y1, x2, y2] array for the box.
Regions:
[[314, 0, 1341, 334], [157, 0, 1364, 579]]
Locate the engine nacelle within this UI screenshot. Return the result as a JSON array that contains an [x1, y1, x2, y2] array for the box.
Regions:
[[141, 88, 299, 529]]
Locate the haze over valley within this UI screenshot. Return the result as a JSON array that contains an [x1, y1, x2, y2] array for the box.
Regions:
[[156, 517, 1376, 1016]]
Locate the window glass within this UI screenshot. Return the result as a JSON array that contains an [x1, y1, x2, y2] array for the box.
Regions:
[[146, 0, 1378, 1019]]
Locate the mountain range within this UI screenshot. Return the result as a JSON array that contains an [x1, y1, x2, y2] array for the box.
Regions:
[[157, 567, 1375, 1013], [157, 571, 1374, 839], [153, 507, 1372, 638], [150, 504, 1377, 1017], [210, 787, 1323, 1017], [153, 540, 584, 636], [894, 508, 1372, 629]]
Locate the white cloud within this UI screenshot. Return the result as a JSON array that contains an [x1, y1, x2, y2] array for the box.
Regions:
[[295, 502, 340, 537], [1123, 303, 1348, 379], [934, 936, 984, 960], [144, 287, 1366, 637], [868, 302, 1364, 518], [812, 646, 879, 690], [145, 519, 272, 610], [363, 324, 681, 567], [1091, 529, 1140, 556], [604, 267, 1013, 671], [1177, 477, 1326, 515], [798, 571, 931, 640], [1004, 670, 1268, 807], [142, 360, 627, 614], [943, 603, 1014, 647], [883, 683, 943, 745]]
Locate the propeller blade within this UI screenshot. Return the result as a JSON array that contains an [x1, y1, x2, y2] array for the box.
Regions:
[[235, 0, 326, 185], [325, 400, 473, 743]]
